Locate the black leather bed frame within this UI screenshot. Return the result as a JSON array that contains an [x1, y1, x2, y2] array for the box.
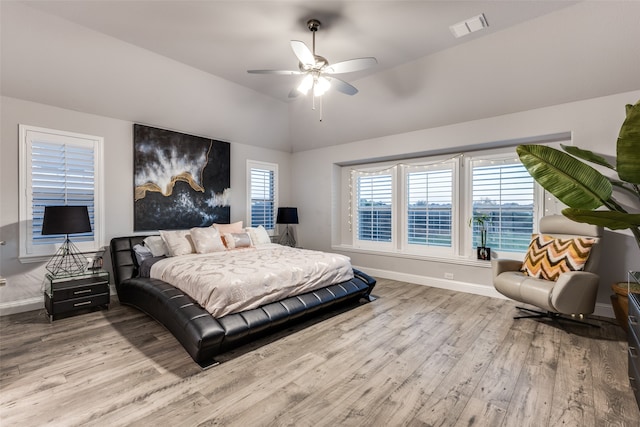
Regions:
[[110, 236, 376, 368]]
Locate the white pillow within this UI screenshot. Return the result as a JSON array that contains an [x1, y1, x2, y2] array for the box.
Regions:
[[246, 225, 271, 246], [159, 230, 195, 257], [213, 221, 243, 234], [143, 236, 169, 257], [190, 227, 226, 254]]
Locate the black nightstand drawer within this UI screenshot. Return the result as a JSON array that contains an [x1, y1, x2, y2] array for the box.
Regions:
[[50, 292, 110, 314], [53, 282, 109, 301]]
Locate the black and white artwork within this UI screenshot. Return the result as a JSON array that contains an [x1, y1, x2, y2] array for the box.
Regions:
[[133, 124, 230, 231]]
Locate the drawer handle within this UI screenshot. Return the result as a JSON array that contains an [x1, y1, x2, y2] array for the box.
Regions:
[[73, 301, 92, 307], [73, 289, 92, 295], [630, 346, 638, 359], [630, 315, 639, 326]]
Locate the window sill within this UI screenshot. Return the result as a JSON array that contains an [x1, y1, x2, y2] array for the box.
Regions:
[[331, 244, 494, 268], [19, 248, 105, 264]]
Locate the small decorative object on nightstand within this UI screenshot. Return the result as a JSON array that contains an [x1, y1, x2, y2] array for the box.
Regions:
[[277, 207, 299, 247], [44, 270, 110, 322]]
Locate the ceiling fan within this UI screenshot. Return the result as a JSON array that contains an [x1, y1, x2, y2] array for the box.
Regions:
[[248, 19, 377, 101]]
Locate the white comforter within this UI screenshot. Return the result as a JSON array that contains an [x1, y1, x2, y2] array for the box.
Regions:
[[150, 244, 353, 318]]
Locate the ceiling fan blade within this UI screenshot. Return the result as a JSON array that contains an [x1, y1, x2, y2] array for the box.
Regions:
[[290, 40, 315, 66], [247, 69, 302, 75], [325, 57, 378, 74], [329, 77, 359, 96]]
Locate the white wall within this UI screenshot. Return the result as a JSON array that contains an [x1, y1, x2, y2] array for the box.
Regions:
[[291, 91, 640, 317], [0, 2, 293, 315], [0, 1, 290, 152], [0, 96, 292, 315]]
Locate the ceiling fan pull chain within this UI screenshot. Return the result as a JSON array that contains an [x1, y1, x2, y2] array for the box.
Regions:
[[319, 95, 323, 122]]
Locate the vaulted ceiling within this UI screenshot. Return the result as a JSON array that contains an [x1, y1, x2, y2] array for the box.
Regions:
[[18, 1, 576, 101], [3, 1, 640, 152]]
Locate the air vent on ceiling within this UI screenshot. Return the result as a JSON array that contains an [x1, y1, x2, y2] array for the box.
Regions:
[[450, 13, 489, 38]]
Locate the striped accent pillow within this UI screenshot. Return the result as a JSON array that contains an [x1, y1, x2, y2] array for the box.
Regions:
[[521, 234, 596, 281]]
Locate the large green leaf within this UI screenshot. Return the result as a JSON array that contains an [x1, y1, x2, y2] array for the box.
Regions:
[[562, 208, 640, 230], [617, 100, 640, 184], [560, 144, 615, 170], [517, 144, 612, 210]]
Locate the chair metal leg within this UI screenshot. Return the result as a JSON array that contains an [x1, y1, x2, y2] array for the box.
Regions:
[[513, 306, 600, 328]]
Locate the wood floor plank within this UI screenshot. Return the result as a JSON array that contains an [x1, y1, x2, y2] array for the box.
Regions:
[[0, 278, 638, 427]]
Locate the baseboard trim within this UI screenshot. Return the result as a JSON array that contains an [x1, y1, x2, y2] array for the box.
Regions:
[[354, 266, 505, 299], [0, 297, 43, 317], [355, 265, 615, 319]]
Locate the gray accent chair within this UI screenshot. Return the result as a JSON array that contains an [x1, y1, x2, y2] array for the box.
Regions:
[[492, 215, 603, 324]]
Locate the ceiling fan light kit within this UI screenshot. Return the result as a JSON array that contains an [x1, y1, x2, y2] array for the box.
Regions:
[[248, 19, 377, 121]]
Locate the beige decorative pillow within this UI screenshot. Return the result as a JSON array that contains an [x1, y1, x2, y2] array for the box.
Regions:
[[159, 230, 195, 257], [521, 234, 596, 281], [222, 232, 253, 250], [190, 227, 226, 254], [246, 225, 271, 246], [213, 221, 243, 234], [143, 236, 169, 257]]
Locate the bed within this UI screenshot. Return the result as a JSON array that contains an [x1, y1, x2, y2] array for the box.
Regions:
[[109, 235, 376, 368]]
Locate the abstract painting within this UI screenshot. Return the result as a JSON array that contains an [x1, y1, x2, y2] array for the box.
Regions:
[[133, 124, 230, 231]]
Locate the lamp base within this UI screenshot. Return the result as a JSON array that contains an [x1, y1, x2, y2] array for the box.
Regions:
[[46, 237, 87, 277], [279, 225, 297, 247]]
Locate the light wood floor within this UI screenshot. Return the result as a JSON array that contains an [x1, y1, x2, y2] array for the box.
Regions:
[[1, 278, 638, 426]]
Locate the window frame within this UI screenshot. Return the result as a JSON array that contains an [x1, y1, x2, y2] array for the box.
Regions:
[[351, 166, 397, 251], [246, 160, 278, 235], [18, 125, 105, 262], [464, 152, 543, 260], [342, 146, 548, 262], [401, 160, 458, 257]]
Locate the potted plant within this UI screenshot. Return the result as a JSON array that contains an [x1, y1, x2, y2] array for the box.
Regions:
[[516, 99, 640, 329], [470, 213, 491, 260]]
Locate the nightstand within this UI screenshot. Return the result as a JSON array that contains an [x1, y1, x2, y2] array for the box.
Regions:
[[44, 270, 110, 322]]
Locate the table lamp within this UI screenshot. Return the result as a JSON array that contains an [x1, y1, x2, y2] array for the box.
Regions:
[[276, 207, 299, 247], [41, 205, 92, 277]]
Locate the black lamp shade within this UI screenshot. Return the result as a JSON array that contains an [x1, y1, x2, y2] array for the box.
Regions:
[[41, 206, 92, 235], [276, 207, 299, 225]]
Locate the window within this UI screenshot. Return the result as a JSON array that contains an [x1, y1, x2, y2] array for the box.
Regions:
[[344, 147, 545, 261], [469, 156, 536, 254], [247, 160, 278, 232], [404, 162, 455, 253], [353, 168, 395, 249], [19, 125, 104, 260]]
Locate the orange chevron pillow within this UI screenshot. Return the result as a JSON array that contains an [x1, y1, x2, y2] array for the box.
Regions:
[[521, 234, 596, 281]]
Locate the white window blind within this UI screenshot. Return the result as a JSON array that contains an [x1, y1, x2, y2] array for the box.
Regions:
[[31, 141, 96, 245], [19, 125, 104, 260], [247, 161, 278, 231], [405, 163, 454, 249], [470, 158, 535, 253], [355, 171, 394, 243]]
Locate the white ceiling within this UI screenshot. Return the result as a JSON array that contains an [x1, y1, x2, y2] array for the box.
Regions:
[[21, 1, 577, 101]]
